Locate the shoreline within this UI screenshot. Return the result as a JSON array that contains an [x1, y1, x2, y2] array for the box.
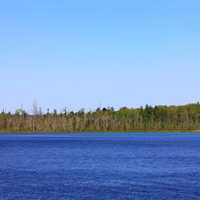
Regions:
[[0, 130, 200, 134]]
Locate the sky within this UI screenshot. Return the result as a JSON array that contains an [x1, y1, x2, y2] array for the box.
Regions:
[[0, 0, 200, 112]]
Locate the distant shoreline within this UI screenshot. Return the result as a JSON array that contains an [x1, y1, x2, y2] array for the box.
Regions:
[[0, 129, 200, 134], [1, 103, 200, 132]]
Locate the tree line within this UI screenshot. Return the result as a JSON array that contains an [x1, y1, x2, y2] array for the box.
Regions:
[[0, 103, 200, 132]]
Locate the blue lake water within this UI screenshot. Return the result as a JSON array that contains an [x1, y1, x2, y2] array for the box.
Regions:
[[0, 132, 200, 200]]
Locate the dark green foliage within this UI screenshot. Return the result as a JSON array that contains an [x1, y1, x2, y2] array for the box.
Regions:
[[0, 103, 200, 132]]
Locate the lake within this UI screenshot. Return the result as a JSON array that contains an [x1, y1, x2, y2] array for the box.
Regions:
[[0, 132, 200, 200]]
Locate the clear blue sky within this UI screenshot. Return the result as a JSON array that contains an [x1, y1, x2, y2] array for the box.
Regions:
[[0, 0, 200, 112]]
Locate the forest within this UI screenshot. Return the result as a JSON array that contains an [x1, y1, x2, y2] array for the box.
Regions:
[[0, 103, 200, 132]]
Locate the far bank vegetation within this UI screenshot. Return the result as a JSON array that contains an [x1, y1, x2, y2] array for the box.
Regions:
[[0, 103, 200, 132]]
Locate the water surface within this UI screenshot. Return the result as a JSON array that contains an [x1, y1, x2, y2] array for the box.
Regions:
[[0, 132, 200, 200]]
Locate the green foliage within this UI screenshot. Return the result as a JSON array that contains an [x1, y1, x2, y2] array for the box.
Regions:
[[0, 103, 200, 132]]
